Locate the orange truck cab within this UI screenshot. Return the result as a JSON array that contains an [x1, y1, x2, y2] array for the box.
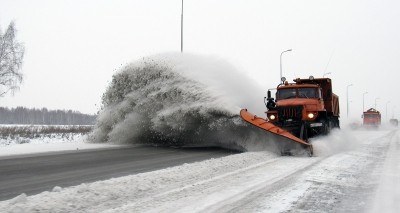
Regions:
[[264, 76, 340, 141], [362, 108, 381, 126]]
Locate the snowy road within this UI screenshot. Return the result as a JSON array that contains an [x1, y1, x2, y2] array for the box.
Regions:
[[0, 145, 235, 201], [1, 129, 399, 212]]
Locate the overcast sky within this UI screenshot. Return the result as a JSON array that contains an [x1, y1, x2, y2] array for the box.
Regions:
[[1, 0, 400, 122]]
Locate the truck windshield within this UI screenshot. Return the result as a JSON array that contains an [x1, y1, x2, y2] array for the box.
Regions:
[[298, 88, 318, 98], [277, 88, 318, 100], [278, 88, 297, 99], [364, 114, 380, 118]]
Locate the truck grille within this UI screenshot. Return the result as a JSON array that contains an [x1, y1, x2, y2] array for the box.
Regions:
[[278, 106, 303, 121]]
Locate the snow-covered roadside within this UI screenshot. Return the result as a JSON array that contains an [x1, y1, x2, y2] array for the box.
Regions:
[[0, 130, 121, 157], [0, 125, 122, 157], [1, 129, 397, 212], [0, 138, 121, 157]]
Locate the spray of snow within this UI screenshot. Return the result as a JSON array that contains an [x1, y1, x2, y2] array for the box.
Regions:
[[88, 53, 281, 151], [311, 129, 360, 156], [311, 126, 395, 157]]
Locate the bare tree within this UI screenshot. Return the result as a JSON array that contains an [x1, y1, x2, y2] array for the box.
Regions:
[[0, 21, 24, 96]]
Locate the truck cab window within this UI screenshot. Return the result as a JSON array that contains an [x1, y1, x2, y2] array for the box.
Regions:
[[277, 88, 297, 100], [298, 88, 317, 98]]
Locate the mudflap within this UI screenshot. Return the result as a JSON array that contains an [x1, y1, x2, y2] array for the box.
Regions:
[[240, 109, 313, 157]]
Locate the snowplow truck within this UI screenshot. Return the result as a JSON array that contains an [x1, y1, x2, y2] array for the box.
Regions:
[[240, 76, 340, 156], [362, 108, 381, 127]]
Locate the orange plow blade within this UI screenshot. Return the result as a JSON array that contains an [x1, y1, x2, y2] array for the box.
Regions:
[[240, 109, 313, 154]]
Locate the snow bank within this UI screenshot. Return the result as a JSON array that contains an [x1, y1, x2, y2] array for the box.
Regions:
[[0, 139, 120, 157], [0, 125, 119, 157]]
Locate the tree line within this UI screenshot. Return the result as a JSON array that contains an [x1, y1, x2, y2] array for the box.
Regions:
[[0, 107, 97, 125]]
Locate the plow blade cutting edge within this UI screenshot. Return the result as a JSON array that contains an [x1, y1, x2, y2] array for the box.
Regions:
[[240, 109, 313, 156]]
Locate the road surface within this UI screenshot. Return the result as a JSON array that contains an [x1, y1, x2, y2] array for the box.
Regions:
[[0, 129, 399, 212], [0, 145, 236, 201]]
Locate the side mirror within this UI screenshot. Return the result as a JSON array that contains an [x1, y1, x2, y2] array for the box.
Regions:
[[265, 90, 276, 110]]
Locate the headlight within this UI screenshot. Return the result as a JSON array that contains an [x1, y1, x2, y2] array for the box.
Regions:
[[269, 115, 276, 120], [307, 113, 314, 119]]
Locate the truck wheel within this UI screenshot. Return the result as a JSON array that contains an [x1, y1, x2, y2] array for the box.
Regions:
[[320, 119, 330, 135], [324, 122, 330, 134]]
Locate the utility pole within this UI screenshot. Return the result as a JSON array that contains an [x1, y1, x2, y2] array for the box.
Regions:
[[393, 106, 396, 118], [363, 92, 368, 112], [375, 98, 380, 110], [181, 0, 183, 52], [386, 101, 391, 121]]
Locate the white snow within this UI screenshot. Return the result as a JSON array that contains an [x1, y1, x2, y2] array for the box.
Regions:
[[0, 128, 399, 212], [0, 140, 120, 157], [0, 129, 121, 157], [368, 130, 400, 212]]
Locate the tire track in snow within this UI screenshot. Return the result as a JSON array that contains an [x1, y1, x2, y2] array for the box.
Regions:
[[284, 130, 396, 213], [368, 130, 400, 213], [210, 130, 396, 213], [110, 156, 320, 212], [210, 157, 322, 213]]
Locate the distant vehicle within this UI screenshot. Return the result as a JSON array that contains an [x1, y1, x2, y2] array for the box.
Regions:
[[389, 118, 398, 127], [362, 108, 381, 127]]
